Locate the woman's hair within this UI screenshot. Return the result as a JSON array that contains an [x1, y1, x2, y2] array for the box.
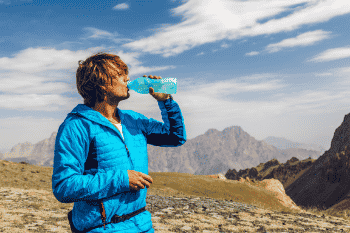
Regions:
[[76, 52, 129, 107]]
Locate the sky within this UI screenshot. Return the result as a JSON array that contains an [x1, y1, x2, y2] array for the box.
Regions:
[[1, 0, 350, 153]]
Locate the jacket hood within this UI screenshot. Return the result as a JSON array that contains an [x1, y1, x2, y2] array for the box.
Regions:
[[69, 104, 123, 127]]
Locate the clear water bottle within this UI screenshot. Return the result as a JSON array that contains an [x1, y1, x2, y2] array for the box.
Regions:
[[127, 77, 177, 94]]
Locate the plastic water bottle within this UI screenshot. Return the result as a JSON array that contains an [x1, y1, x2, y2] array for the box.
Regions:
[[127, 77, 177, 94]]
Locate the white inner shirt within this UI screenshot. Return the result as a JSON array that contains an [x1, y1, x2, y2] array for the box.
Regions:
[[112, 122, 124, 141]]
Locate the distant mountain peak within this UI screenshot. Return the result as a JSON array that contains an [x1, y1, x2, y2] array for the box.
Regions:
[[204, 128, 220, 134], [201, 126, 247, 141], [223, 125, 242, 131], [263, 136, 325, 153], [50, 132, 57, 139]]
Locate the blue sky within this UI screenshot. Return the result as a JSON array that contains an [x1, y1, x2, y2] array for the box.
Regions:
[[1, 0, 350, 152]]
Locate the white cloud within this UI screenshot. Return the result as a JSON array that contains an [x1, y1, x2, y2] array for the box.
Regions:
[[3, 0, 33, 3], [174, 72, 349, 119], [221, 43, 230, 48], [108, 50, 177, 76], [309, 46, 350, 62], [123, 0, 350, 57], [197, 52, 204, 56], [0, 47, 101, 73], [84, 27, 115, 39], [182, 75, 287, 98], [0, 47, 175, 77], [0, 47, 100, 110], [82, 27, 133, 44], [129, 65, 176, 76], [246, 51, 259, 56], [310, 66, 350, 89], [313, 66, 350, 79], [330, 66, 350, 87], [0, 73, 71, 94], [283, 90, 340, 108], [236, 74, 280, 81], [337, 66, 350, 74], [0, 68, 77, 94], [266, 30, 332, 53], [314, 72, 333, 77], [244, 0, 350, 36], [0, 94, 80, 111], [0, 48, 177, 110], [113, 3, 129, 10]]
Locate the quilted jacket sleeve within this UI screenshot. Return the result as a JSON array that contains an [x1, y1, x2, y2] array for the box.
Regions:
[[52, 120, 130, 203], [141, 98, 186, 147]]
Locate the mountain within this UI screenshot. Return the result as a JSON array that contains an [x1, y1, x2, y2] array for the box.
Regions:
[[147, 126, 319, 175], [2, 132, 56, 167], [0, 148, 9, 154], [2, 141, 34, 158], [263, 136, 326, 155], [149, 126, 283, 175], [285, 112, 350, 210], [2, 125, 321, 176]]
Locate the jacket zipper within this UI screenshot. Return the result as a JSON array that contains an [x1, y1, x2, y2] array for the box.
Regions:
[[125, 144, 134, 170], [108, 121, 134, 170], [99, 125, 134, 228]]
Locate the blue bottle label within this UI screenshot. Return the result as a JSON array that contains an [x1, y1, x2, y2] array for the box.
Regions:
[[127, 77, 177, 94]]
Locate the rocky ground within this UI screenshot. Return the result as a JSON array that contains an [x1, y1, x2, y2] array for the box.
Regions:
[[1, 186, 350, 233]]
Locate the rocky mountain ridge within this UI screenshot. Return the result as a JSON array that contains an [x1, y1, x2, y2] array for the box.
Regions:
[[225, 156, 317, 191], [0, 125, 322, 176], [0, 132, 56, 167], [285, 112, 350, 210]]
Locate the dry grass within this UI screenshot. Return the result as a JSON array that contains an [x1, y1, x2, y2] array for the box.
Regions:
[[147, 172, 350, 221], [1, 159, 349, 223]]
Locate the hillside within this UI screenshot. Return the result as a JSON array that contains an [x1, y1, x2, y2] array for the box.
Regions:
[[1, 158, 350, 233], [0, 158, 342, 215]]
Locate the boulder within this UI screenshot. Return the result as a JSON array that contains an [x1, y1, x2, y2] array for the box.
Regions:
[[235, 177, 304, 211], [225, 168, 238, 180], [261, 158, 281, 172], [206, 173, 227, 180], [259, 179, 304, 212], [239, 177, 305, 212]]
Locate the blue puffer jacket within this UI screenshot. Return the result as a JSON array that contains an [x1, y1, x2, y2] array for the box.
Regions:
[[52, 98, 186, 232]]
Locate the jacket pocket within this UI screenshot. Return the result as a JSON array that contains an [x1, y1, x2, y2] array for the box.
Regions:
[[73, 202, 101, 231], [103, 191, 141, 223]]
